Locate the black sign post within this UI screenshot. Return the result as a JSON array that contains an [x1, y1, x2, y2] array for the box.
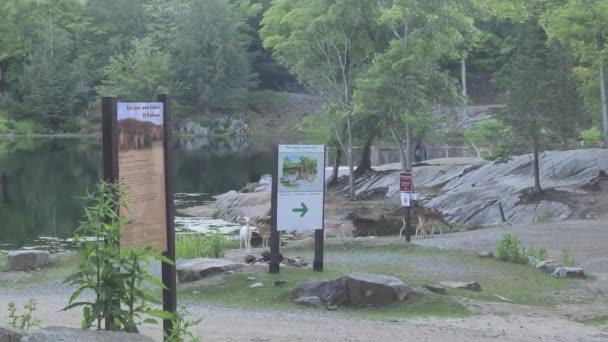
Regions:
[[101, 94, 177, 339], [400, 172, 413, 242], [269, 145, 280, 274]]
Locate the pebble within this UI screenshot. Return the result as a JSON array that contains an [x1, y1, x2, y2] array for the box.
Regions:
[[250, 283, 264, 289]]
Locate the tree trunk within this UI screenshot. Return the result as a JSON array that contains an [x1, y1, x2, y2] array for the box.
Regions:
[[1, 173, 7, 204], [388, 122, 407, 171], [405, 125, 413, 171], [461, 55, 468, 116], [469, 139, 481, 158], [533, 136, 542, 194], [599, 56, 608, 148], [355, 137, 373, 176], [327, 148, 342, 186], [346, 116, 355, 201]]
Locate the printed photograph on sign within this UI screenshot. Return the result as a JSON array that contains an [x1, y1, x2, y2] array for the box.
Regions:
[[118, 104, 164, 151], [278, 154, 324, 192]]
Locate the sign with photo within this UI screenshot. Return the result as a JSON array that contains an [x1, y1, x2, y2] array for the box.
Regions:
[[276, 145, 325, 231], [117, 102, 167, 252]]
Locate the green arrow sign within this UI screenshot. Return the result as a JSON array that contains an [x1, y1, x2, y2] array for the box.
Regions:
[[292, 203, 309, 217]]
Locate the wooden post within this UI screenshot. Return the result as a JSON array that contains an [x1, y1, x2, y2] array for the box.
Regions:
[[269, 145, 280, 274], [101, 95, 118, 331], [102, 96, 118, 184], [158, 94, 177, 338]]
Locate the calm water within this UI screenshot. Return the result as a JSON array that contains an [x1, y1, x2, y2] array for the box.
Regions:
[[0, 136, 280, 250]]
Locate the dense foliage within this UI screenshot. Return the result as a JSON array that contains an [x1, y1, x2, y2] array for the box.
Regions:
[[0, 0, 606, 189]]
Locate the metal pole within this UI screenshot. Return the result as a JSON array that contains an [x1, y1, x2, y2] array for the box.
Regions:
[[269, 145, 280, 274], [313, 146, 326, 272], [158, 94, 177, 338]]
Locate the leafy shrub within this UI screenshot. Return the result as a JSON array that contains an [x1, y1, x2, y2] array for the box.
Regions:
[[176, 230, 238, 259], [496, 233, 527, 264], [580, 127, 602, 143], [240, 182, 257, 193], [8, 299, 41, 331], [464, 119, 513, 159], [165, 307, 203, 342], [562, 249, 575, 266], [526, 245, 548, 261], [11, 120, 42, 135], [63, 181, 173, 332]]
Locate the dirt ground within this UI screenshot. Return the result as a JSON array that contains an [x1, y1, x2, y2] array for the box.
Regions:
[[2, 293, 607, 342], [3, 218, 608, 341]]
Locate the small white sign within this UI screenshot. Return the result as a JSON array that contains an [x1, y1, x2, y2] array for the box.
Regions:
[[276, 145, 325, 231], [400, 192, 411, 207]]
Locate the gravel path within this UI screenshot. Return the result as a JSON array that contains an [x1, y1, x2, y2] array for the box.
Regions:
[[2, 295, 607, 342], [414, 218, 608, 274], [3, 219, 608, 341]]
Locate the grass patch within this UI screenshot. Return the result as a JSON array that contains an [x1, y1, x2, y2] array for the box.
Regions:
[[179, 267, 472, 320], [578, 315, 608, 326], [181, 243, 571, 319], [0, 253, 78, 288], [176, 232, 239, 259], [347, 296, 471, 321]]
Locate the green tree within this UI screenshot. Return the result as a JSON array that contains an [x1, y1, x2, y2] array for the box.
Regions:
[[354, 0, 475, 171], [541, 0, 608, 147], [172, 0, 254, 116], [261, 0, 381, 200], [97, 38, 180, 101], [498, 21, 582, 193]]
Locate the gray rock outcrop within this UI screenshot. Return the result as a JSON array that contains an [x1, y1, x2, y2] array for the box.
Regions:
[[439, 281, 482, 292], [0, 327, 24, 342], [22, 327, 154, 342], [536, 260, 562, 274], [292, 278, 347, 306], [176, 258, 244, 283], [181, 149, 608, 227], [553, 267, 585, 278], [6, 250, 50, 271], [343, 274, 409, 306], [292, 273, 412, 307]]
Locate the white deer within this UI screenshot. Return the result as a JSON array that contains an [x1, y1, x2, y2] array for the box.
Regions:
[[239, 216, 252, 252]]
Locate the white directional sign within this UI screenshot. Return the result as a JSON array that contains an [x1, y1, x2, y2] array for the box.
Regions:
[[277, 145, 325, 231], [400, 192, 411, 207]]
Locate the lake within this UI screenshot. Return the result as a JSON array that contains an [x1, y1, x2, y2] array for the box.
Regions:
[[0, 136, 281, 250]]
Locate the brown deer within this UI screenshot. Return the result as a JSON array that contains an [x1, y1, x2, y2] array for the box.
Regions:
[[415, 208, 451, 239], [256, 218, 271, 248]]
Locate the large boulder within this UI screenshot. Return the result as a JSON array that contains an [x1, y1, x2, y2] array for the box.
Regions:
[[439, 281, 482, 292], [176, 258, 244, 283], [292, 274, 411, 307], [22, 327, 154, 342], [343, 273, 410, 306], [292, 278, 347, 306], [6, 250, 50, 271], [0, 327, 24, 342], [553, 267, 585, 278], [536, 260, 562, 274]]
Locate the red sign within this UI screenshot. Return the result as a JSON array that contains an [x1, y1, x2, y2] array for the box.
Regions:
[[400, 172, 413, 192]]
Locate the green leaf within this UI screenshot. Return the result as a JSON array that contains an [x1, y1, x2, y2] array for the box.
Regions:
[[143, 318, 159, 325], [69, 286, 87, 304], [146, 310, 177, 320], [62, 301, 93, 311]]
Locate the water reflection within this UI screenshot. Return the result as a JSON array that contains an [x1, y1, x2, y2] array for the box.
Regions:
[[0, 136, 276, 249]]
